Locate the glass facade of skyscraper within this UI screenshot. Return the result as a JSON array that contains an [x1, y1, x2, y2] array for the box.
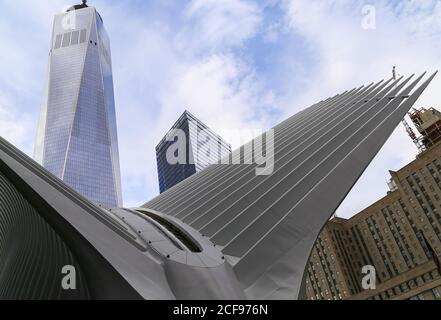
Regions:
[[34, 4, 122, 207], [156, 111, 231, 193]]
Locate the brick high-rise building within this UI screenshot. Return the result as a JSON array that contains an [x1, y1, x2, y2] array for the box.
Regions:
[[306, 107, 441, 300]]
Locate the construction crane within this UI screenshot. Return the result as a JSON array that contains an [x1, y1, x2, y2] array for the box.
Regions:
[[393, 66, 421, 150]]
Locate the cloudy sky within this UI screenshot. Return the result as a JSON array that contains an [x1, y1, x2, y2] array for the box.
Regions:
[[1, 0, 440, 217]]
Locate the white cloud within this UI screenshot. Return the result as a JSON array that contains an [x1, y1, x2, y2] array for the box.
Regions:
[[263, 22, 281, 43], [281, 0, 441, 218], [159, 54, 274, 140], [2, 0, 441, 215], [0, 0, 70, 156], [0, 95, 33, 152], [101, 0, 271, 206], [117, 50, 275, 206], [176, 0, 262, 53]]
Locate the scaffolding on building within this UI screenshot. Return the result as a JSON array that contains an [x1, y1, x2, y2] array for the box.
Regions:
[[408, 107, 441, 151]]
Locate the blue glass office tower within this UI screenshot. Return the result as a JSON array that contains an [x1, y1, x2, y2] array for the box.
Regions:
[[34, 2, 122, 207], [156, 111, 232, 193]]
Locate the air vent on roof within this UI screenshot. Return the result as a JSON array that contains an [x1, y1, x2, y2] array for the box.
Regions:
[[138, 210, 202, 253], [54, 34, 62, 49], [61, 32, 71, 47], [54, 29, 87, 50], [71, 30, 80, 45]]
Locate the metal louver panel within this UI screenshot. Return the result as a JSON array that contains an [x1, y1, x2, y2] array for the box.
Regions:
[[144, 72, 437, 299], [0, 171, 91, 299]]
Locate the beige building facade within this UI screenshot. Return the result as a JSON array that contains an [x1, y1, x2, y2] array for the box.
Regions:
[[306, 137, 441, 300]]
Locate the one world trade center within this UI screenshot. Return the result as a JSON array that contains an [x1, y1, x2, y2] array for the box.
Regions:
[[34, 1, 122, 207]]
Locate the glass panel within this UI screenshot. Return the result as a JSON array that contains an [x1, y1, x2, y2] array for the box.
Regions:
[[80, 29, 87, 43], [71, 30, 80, 45], [61, 32, 71, 47], [54, 34, 62, 49]]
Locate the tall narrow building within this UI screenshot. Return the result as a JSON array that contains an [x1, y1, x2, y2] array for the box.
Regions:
[[34, 2, 122, 207], [156, 110, 231, 193]]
